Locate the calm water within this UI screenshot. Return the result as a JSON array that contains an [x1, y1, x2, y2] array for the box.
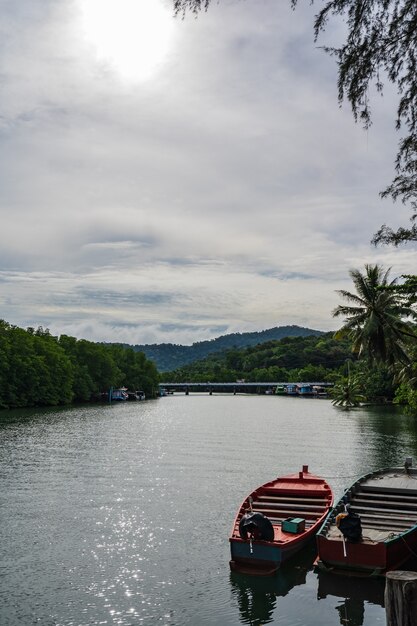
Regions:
[[2, 395, 417, 626]]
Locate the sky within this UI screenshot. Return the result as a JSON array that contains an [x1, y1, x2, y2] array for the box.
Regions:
[[1, 0, 416, 346]]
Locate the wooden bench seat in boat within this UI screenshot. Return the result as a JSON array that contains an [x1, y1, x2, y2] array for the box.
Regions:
[[353, 496, 417, 511], [353, 490, 417, 504], [249, 506, 323, 520], [256, 495, 329, 505], [351, 502, 417, 524], [253, 500, 326, 513], [359, 478, 417, 496], [352, 517, 414, 532]]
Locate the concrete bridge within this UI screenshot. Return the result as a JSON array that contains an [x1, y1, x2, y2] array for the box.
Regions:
[[158, 382, 333, 396]]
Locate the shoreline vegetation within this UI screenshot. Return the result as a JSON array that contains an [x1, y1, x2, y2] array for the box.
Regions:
[[162, 264, 417, 414], [2, 262, 417, 414], [161, 333, 398, 408], [0, 320, 159, 410]]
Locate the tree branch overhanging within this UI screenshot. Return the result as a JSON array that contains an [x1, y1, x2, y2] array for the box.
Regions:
[[174, 0, 417, 243]]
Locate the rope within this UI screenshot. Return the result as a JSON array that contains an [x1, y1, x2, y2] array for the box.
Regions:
[[321, 467, 417, 481], [321, 474, 364, 480], [400, 533, 417, 560]]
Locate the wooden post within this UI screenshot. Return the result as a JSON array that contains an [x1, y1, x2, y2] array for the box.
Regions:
[[385, 571, 417, 626]]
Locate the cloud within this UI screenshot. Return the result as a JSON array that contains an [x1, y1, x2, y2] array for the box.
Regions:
[[0, 0, 415, 346]]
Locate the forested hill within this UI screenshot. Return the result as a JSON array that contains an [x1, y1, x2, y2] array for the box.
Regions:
[[160, 333, 353, 384], [130, 325, 325, 371]]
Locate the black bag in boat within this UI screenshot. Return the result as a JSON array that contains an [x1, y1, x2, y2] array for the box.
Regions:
[[338, 511, 362, 543], [239, 512, 274, 542]]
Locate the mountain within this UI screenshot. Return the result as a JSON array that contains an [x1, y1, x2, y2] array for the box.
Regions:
[[130, 325, 326, 371], [159, 332, 353, 383]]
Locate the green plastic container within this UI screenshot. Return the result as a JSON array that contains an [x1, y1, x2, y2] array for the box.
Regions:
[[282, 517, 306, 533]]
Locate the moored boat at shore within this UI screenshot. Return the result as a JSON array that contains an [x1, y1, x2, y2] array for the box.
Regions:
[[229, 466, 333, 575], [128, 390, 145, 400], [316, 459, 417, 576], [110, 387, 128, 401]]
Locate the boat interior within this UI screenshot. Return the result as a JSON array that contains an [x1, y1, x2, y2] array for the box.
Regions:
[[252, 490, 330, 525], [323, 468, 417, 544], [233, 487, 331, 541]]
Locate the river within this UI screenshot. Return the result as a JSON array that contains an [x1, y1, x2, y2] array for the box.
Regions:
[[1, 395, 417, 626]]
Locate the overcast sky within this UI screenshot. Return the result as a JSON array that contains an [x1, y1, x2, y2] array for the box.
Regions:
[[1, 0, 415, 345]]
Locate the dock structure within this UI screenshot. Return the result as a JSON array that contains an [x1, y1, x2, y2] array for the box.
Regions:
[[158, 382, 333, 396]]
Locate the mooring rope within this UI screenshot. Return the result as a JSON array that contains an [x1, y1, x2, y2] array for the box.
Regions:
[[400, 533, 417, 560]]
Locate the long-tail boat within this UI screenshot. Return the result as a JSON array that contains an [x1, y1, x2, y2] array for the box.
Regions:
[[316, 459, 417, 576], [229, 465, 333, 575]]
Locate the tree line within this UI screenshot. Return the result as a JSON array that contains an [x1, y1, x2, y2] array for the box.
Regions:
[[132, 325, 323, 371], [0, 321, 159, 409], [161, 333, 352, 383], [329, 264, 417, 410], [162, 264, 417, 411], [2, 263, 416, 412], [160, 331, 397, 405]]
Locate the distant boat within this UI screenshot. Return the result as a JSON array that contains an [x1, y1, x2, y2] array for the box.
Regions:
[[229, 466, 333, 575], [316, 459, 417, 576], [275, 385, 286, 395], [312, 385, 328, 398], [285, 384, 298, 396], [110, 387, 128, 401], [296, 384, 314, 397], [127, 390, 145, 401]]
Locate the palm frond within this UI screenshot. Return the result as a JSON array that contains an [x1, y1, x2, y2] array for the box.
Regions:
[[333, 264, 414, 365]]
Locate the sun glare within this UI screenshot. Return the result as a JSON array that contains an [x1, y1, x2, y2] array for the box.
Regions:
[[79, 0, 175, 82]]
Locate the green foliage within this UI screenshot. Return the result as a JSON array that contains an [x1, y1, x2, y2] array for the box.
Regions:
[[330, 358, 396, 407], [392, 342, 417, 414], [331, 375, 365, 408], [0, 322, 74, 408], [385, 274, 417, 308], [393, 383, 417, 415], [131, 325, 324, 371], [108, 345, 159, 397], [161, 333, 353, 383], [373, 220, 417, 247], [0, 320, 159, 409], [355, 361, 396, 403], [333, 264, 417, 366], [331, 265, 417, 411]]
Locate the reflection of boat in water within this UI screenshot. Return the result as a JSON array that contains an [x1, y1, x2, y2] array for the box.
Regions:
[[317, 569, 385, 626], [230, 544, 316, 625]]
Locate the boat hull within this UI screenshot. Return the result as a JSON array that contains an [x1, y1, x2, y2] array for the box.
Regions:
[[230, 532, 314, 575], [316, 465, 417, 576], [229, 467, 333, 576], [316, 528, 417, 576]]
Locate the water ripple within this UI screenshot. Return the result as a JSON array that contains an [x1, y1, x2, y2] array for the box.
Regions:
[[1, 398, 413, 625]]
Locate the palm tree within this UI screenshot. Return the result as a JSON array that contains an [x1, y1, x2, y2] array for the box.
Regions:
[[331, 375, 365, 408], [333, 264, 417, 367]]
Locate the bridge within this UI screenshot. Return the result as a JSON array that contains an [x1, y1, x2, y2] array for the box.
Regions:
[[158, 382, 333, 396]]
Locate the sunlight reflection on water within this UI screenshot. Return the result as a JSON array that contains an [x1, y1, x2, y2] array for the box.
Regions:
[[1, 396, 416, 625]]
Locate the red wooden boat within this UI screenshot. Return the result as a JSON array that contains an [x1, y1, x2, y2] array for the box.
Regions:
[[229, 465, 333, 575], [316, 461, 417, 576]]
